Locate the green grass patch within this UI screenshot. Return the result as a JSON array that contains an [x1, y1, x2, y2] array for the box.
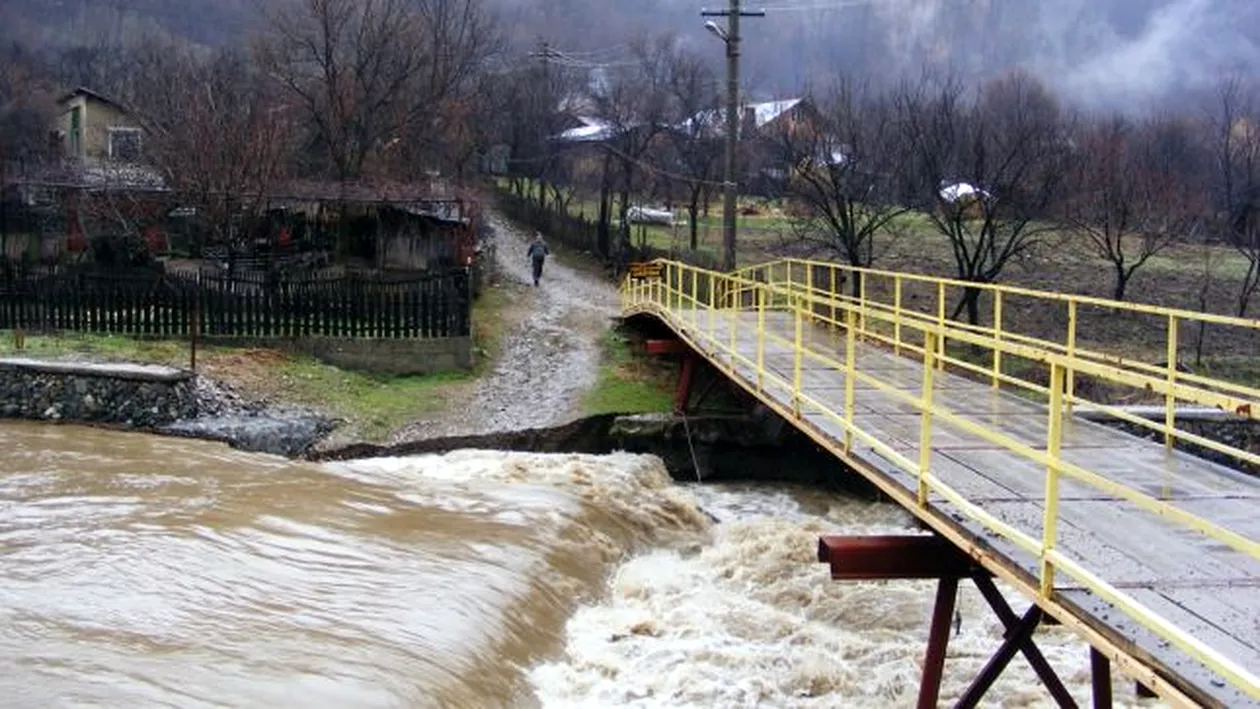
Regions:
[[266, 357, 470, 441], [0, 330, 208, 365], [582, 328, 674, 416], [0, 329, 475, 443]]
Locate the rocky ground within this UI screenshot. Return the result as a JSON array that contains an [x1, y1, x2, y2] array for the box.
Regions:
[[161, 375, 336, 457], [388, 211, 619, 442]]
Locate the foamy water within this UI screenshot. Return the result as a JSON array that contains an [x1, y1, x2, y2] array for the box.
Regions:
[[2, 423, 1165, 708], [530, 483, 1164, 709]]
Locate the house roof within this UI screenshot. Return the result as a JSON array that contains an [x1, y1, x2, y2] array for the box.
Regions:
[[57, 86, 129, 112], [552, 119, 617, 143], [677, 97, 805, 136]]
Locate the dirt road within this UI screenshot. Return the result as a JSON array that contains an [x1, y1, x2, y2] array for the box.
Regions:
[[390, 211, 617, 442]]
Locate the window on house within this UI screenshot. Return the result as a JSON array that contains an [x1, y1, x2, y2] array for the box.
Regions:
[[108, 127, 143, 162]]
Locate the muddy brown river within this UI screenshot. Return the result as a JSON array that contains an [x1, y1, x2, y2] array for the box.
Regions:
[[1, 422, 1158, 708]]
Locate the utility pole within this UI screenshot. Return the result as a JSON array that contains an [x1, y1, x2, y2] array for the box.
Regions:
[[703, 1, 764, 272], [528, 39, 559, 212]]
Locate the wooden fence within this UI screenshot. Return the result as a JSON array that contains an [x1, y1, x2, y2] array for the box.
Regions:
[[0, 269, 471, 340]]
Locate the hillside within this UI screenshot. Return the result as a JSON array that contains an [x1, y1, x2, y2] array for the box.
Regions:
[[2, 0, 1259, 109]]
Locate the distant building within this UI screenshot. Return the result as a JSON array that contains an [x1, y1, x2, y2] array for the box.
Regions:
[[53, 87, 145, 164]]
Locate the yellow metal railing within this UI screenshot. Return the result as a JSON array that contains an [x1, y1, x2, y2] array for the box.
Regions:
[[621, 258, 1260, 701]]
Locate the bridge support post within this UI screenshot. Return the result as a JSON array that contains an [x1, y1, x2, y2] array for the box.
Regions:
[[818, 535, 1079, 709], [1091, 648, 1113, 709], [675, 355, 696, 415]]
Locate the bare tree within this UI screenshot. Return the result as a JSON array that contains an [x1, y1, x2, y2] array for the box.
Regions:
[[1209, 77, 1260, 316], [898, 71, 1069, 324], [0, 43, 56, 162], [253, 0, 466, 181], [590, 33, 676, 264], [665, 50, 722, 251], [126, 47, 292, 250], [1062, 114, 1206, 301], [774, 80, 909, 296]]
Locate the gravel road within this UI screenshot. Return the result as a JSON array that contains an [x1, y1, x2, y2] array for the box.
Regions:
[[390, 211, 617, 442]]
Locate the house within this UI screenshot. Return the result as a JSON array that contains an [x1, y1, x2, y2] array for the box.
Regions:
[[676, 97, 826, 196], [54, 87, 145, 164]]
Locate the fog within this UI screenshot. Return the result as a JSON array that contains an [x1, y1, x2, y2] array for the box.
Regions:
[[3, 0, 1258, 109]]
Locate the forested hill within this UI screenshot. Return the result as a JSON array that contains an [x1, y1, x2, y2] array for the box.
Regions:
[[3, 0, 1260, 109]]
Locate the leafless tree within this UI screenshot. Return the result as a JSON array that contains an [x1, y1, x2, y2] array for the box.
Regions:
[[124, 47, 292, 250], [774, 80, 909, 296], [590, 33, 676, 263], [256, 0, 423, 180], [665, 50, 722, 251], [898, 71, 1069, 324], [1062, 114, 1206, 301], [0, 43, 56, 162], [256, 0, 497, 181], [1209, 77, 1260, 316]]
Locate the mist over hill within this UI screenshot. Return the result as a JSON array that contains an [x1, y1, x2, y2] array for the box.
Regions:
[[2, 0, 1258, 108]]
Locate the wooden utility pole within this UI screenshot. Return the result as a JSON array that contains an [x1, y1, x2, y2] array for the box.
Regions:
[[528, 39, 561, 211], [702, 1, 764, 272]]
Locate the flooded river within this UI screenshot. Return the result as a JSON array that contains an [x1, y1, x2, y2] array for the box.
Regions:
[[1, 422, 1156, 708]]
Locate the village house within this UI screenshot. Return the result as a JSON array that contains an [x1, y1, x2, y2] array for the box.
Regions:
[[54, 87, 145, 164]]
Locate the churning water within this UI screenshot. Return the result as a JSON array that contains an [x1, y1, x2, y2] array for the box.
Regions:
[[0, 423, 1158, 708]]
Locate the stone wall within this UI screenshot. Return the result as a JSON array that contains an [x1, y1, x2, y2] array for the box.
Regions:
[[0, 358, 198, 428]]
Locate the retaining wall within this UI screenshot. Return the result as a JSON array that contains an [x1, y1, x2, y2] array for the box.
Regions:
[[0, 358, 198, 428]]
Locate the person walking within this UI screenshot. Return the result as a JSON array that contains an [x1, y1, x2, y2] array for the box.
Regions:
[[527, 232, 550, 287]]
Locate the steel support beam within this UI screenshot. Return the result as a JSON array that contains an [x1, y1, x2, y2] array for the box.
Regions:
[[674, 355, 697, 415], [817, 535, 986, 580], [1092, 648, 1113, 709], [645, 338, 688, 355], [973, 576, 1076, 708], [918, 576, 959, 709], [955, 606, 1046, 708]]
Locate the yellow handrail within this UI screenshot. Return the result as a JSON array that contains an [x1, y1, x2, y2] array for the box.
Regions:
[[619, 258, 1260, 701]]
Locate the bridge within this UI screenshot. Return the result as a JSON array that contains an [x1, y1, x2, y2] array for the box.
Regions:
[[620, 258, 1260, 708]]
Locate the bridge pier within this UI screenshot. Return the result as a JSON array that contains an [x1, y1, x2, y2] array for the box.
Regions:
[[644, 338, 743, 416], [818, 535, 1102, 709]]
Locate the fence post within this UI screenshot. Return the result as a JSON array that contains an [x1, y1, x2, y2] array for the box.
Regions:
[[992, 290, 1003, 389], [893, 274, 903, 356], [189, 296, 200, 372], [690, 267, 698, 329], [1041, 361, 1065, 599], [756, 285, 766, 393], [858, 269, 868, 340], [936, 282, 947, 371], [1066, 299, 1078, 413], [1165, 314, 1178, 452], [707, 271, 715, 339], [805, 262, 814, 323], [793, 298, 803, 418], [844, 307, 857, 453], [918, 331, 938, 507]]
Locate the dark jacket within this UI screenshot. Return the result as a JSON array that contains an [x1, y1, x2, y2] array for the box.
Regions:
[[527, 242, 549, 261]]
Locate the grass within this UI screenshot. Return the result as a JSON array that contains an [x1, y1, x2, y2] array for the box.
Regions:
[[259, 355, 471, 442], [0, 329, 476, 442], [582, 328, 674, 416]]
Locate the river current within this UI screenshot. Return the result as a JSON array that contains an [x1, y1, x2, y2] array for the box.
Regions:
[[0, 422, 1157, 708]]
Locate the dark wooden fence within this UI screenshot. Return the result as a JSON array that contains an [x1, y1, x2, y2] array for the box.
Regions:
[[0, 269, 471, 339]]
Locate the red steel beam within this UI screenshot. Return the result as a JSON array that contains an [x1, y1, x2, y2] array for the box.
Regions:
[[644, 338, 689, 355], [817, 535, 989, 580], [918, 577, 959, 709]]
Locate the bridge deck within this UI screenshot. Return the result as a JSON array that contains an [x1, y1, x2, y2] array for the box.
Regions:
[[655, 304, 1260, 707]]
